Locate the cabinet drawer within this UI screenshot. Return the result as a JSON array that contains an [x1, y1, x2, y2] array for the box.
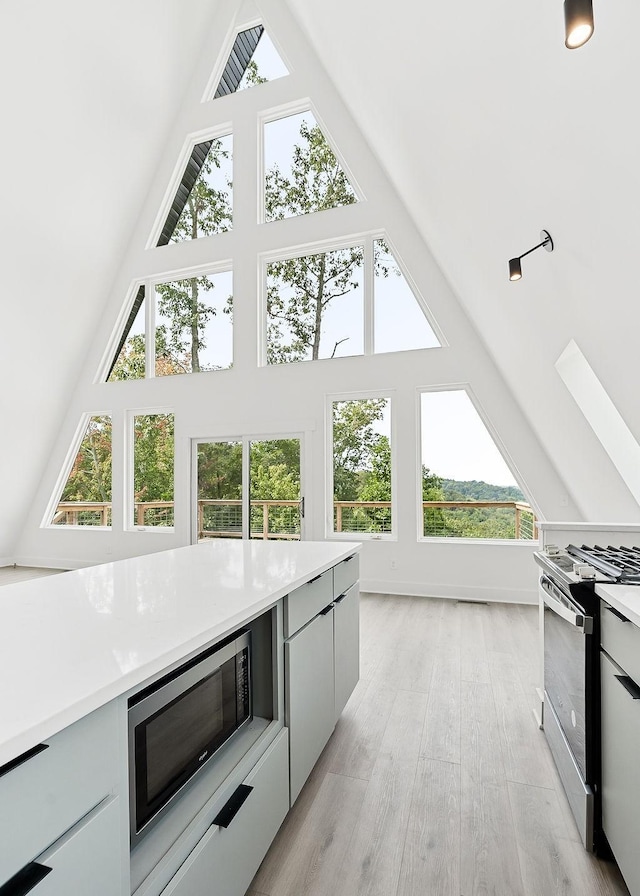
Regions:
[[601, 601, 640, 684], [333, 554, 359, 599], [601, 651, 640, 896], [1, 797, 123, 896], [160, 728, 289, 896], [284, 569, 333, 637], [0, 702, 119, 886]]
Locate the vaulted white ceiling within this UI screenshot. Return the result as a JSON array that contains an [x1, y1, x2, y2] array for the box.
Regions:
[[1, 0, 638, 559]]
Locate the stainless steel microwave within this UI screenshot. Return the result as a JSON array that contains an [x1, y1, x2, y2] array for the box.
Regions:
[[128, 631, 251, 844]]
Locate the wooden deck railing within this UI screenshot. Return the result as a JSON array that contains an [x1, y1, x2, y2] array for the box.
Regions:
[[53, 499, 537, 540]]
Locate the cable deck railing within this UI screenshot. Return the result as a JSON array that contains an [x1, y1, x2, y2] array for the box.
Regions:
[[53, 499, 537, 540]]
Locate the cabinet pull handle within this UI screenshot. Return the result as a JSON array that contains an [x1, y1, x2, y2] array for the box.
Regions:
[[605, 605, 631, 623], [0, 744, 49, 780], [344, 554, 355, 562], [307, 575, 322, 585], [212, 784, 253, 829], [319, 603, 334, 615], [615, 675, 640, 699], [334, 593, 346, 604], [0, 862, 52, 896]]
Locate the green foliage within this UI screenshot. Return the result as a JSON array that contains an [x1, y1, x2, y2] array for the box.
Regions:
[[60, 417, 112, 505], [133, 414, 175, 503], [332, 399, 387, 502], [265, 120, 360, 363], [440, 479, 524, 502]]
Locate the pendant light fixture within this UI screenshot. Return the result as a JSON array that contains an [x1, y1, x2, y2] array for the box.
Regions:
[[508, 231, 554, 281], [564, 0, 594, 49]]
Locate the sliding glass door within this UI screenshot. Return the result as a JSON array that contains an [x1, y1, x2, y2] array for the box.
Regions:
[[193, 435, 304, 542]]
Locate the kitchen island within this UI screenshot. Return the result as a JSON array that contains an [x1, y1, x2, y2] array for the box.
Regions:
[[0, 539, 360, 896]]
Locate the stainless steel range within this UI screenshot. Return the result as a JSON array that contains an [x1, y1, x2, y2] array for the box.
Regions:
[[535, 522, 640, 853]]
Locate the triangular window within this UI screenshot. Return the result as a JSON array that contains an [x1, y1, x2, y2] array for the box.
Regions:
[[158, 135, 233, 246], [420, 390, 535, 540], [107, 286, 145, 381], [49, 416, 112, 527], [374, 239, 440, 352], [264, 110, 357, 222], [214, 26, 288, 98]]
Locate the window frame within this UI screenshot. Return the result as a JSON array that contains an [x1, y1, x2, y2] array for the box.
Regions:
[[416, 384, 533, 544], [127, 408, 176, 533], [42, 412, 113, 530], [326, 390, 396, 542]]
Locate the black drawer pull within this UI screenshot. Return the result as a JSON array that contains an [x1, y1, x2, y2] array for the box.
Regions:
[[606, 605, 631, 623], [319, 603, 334, 616], [334, 593, 346, 604], [615, 675, 640, 699], [307, 575, 322, 585], [0, 744, 49, 780], [0, 862, 52, 896], [212, 784, 253, 828]]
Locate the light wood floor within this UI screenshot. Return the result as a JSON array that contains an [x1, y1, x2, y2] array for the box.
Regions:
[[0, 565, 66, 587], [249, 593, 630, 896]]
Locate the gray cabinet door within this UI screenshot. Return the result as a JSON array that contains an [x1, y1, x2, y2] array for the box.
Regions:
[[334, 583, 360, 722], [601, 650, 640, 896], [285, 610, 335, 804]]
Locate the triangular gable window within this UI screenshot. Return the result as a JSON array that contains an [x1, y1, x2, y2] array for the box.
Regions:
[[157, 135, 232, 247], [49, 416, 112, 527], [374, 239, 440, 352], [107, 285, 145, 381], [264, 110, 357, 222], [214, 26, 288, 98]]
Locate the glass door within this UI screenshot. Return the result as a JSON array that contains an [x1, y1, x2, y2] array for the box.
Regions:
[[249, 438, 302, 541], [193, 435, 304, 542]]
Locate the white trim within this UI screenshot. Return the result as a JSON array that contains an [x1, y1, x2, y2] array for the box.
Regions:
[[360, 578, 538, 606]]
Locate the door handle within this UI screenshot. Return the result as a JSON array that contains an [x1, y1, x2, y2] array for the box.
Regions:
[[615, 675, 640, 700], [605, 604, 630, 623], [0, 862, 52, 896], [212, 784, 253, 828], [0, 743, 48, 780]]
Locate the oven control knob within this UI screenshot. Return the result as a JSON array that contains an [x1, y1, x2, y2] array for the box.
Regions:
[[573, 563, 597, 580]]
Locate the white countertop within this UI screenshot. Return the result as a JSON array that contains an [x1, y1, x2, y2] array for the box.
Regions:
[[0, 540, 359, 767], [596, 582, 640, 628]]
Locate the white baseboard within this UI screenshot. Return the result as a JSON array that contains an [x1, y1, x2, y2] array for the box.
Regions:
[[360, 578, 537, 605], [0, 557, 15, 569], [14, 555, 91, 571]]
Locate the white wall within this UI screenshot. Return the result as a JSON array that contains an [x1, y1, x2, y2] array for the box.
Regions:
[[14, 0, 580, 603]]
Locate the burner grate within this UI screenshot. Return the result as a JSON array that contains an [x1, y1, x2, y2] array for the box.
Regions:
[[567, 544, 640, 584]]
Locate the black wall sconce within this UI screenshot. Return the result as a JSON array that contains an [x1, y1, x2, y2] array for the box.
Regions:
[[565, 0, 594, 48], [509, 230, 554, 281]]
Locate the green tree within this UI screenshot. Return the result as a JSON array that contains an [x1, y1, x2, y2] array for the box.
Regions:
[[157, 140, 233, 372], [61, 416, 112, 505], [265, 119, 361, 363], [332, 399, 388, 502]]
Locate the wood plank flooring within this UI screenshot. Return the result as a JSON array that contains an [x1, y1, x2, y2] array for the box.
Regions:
[[250, 593, 630, 896], [0, 565, 66, 587]]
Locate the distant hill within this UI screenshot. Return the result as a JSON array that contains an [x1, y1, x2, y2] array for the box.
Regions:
[[440, 479, 524, 502]]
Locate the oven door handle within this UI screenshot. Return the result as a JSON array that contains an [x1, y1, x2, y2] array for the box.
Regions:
[[540, 578, 592, 634]]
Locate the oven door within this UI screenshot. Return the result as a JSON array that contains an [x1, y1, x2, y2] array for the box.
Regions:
[[540, 574, 596, 849]]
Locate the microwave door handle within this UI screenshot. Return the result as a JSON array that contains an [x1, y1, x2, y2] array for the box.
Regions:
[[542, 588, 592, 634]]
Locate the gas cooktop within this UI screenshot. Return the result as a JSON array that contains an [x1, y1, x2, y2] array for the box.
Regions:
[[536, 543, 640, 586]]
